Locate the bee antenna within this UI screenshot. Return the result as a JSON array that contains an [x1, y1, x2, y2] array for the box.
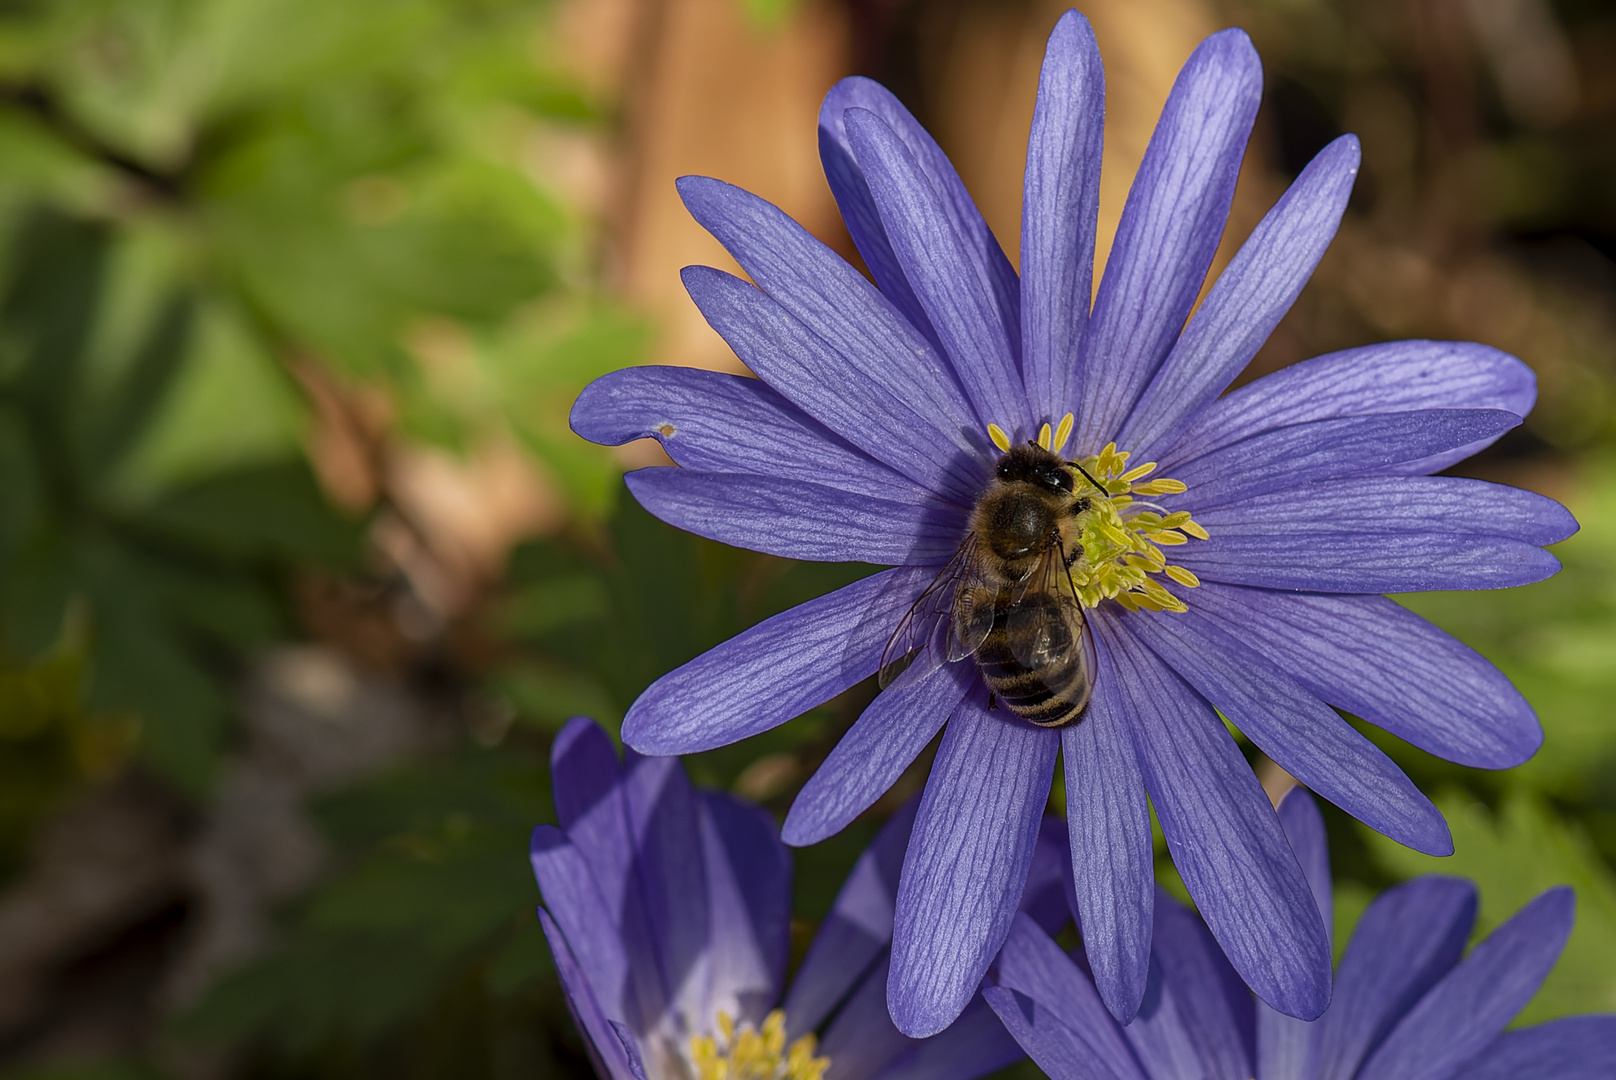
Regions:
[[1067, 460, 1106, 494]]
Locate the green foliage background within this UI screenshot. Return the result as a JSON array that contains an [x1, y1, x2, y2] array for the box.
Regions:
[[0, 0, 1614, 1078]]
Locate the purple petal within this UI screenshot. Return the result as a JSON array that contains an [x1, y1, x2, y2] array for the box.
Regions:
[[1313, 876, 1479, 1080], [1174, 529, 1560, 593], [1162, 340, 1536, 476], [531, 828, 637, 1029], [618, 751, 712, 1030], [676, 181, 982, 471], [550, 717, 623, 836], [1125, 607, 1449, 854], [1061, 623, 1154, 1023], [1192, 476, 1579, 547], [1126, 894, 1255, 1080], [984, 985, 1144, 1080], [538, 725, 680, 1032], [873, 993, 1030, 1080], [1275, 788, 1333, 934], [1358, 887, 1575, 1080], [1099, 617, 1333, 1019], [608, 1021, 652, 1080], [1456, 1016, 1616, 1080], [1257, 790, 1331, 1080], [987, 913, 1146, 1080], [785, 799, 918, 1036], [1023, 814, 1075, 936], [538, 907, 639, 1080], [700, 792, 791, 1024], [1187, 583, 1541, 769], [888, 692, 1060, 1037], [1121, 136, 1359, 458], [623, 466, 964, 565], [845, 108, 1028, 435], [1075, 29, 1262, 453], [623, 566, 932, 755], [817, 83, 939, 351], [824, 955, 1029, 1080], [819, 955, 918, 1080], [571, 366, 935, 504], [542, 724, 661, 1026], [783, 662, 974, 846], [1021, 10, 1104, 426], [678, 263, 984, 510], [815, 78, 1020, 368], [1171, 409, 1522, 511]]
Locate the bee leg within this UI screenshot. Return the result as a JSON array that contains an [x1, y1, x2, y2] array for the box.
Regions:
[[987, 693, 998, 711]]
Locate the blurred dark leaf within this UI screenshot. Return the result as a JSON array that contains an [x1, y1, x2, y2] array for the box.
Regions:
[[180, 747, 551, 1050]]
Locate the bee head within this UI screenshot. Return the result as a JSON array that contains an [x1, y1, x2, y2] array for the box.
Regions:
[[996, 442, 1074, 494]]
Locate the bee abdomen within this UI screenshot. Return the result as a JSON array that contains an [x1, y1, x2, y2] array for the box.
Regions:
[[976, 615, 1090, 728]]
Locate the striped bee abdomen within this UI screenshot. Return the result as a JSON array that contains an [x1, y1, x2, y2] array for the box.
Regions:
[[975, 591, 1092, 728]]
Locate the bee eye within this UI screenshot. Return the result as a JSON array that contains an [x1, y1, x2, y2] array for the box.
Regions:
[[1035, 467, 1071, 492]]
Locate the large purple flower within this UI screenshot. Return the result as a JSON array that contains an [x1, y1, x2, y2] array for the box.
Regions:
[[531, 717, 1068, 1080], [570, 9, 1574, 1037], [984, 788, 1616, 1080]]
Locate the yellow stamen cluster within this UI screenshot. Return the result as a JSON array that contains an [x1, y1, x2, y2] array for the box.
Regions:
[[690, 1011, 829, 1080], [1067, 440, 1207, 613]]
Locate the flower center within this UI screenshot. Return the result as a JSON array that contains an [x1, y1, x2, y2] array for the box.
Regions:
[[689, 1010, 828, 1080], [987, 415, 1207, 614]]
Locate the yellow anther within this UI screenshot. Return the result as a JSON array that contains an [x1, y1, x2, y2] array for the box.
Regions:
[[692, 1010, 829, 1080], [1099, 522, 1135, 548], [1052, 412, 1075, 452], [988, 424, 1012, 452], [1062, 438, 1207, 616], [1165, 565, 1201, 588], [1037, 422, 1053, 450], [1140, 578, 1188, 612]]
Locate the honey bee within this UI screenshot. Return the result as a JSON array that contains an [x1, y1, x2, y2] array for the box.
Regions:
[[880, 441, 1099, 727]]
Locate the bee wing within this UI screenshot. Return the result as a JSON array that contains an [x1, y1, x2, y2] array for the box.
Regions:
[[879, 536, 977, 690], [948, 570, 996, 662], [1004, 538, 1087, 673]]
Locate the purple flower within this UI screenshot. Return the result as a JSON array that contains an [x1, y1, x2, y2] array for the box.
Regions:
[[570, 9, 1575, 1037], [530, 717, 1068, 1080], [984, 787, 1616, 1080]]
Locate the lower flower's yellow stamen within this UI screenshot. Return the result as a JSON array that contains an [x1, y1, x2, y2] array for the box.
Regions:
[[988, 423, 1013, 452], [1037, 422, 1053, 450], [691, 1010, 829, 1080], [1052, 412, 1075, 453]]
